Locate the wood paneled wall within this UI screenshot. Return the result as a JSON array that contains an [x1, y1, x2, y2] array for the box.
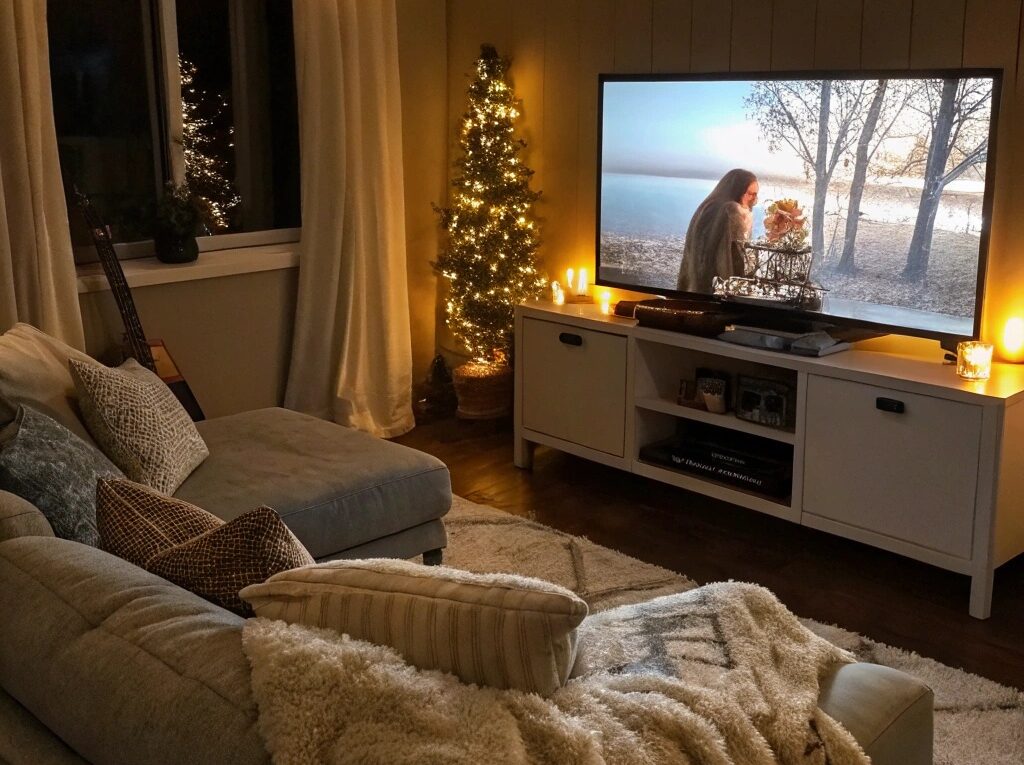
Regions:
[[400, 0, 1024, 365]]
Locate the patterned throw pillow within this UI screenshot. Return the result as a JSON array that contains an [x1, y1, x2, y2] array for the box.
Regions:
[[0, 406, 124, 545], [96, 478, 314, 615], [240, 559, 589, 696], [69, 358, 209, 495], [95, 478, 221, 566]]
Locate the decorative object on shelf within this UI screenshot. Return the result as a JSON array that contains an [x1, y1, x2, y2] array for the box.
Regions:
[[762, 198, 808, 251], [735, 376, 795, 429], [563, 266, 593, 304], [698, 378, 728, 414], [153, 182, 203, 264], [957, 341, 993, 381], [677, 378, 703, 409], [451, 357, 514, 419], [599, 291, 612, 315], [550, 281, 565, 305], [433, 44, 545, 418], [413, 354, 458, 423], [633, 299, 744, 337], [1002, 317, 1024, 361]]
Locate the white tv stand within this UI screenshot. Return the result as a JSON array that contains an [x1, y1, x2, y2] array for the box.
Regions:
[[513, 301, 1024, 619]]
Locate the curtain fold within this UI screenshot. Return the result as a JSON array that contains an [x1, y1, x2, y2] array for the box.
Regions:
[[0, 0, 85, 349], [285, 0, 414, 438]]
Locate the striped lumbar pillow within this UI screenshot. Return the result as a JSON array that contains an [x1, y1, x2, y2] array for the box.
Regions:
[[239, 559, 589, 696]]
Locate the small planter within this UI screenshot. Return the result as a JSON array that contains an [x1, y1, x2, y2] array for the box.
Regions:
[[154, 232, 199, 264], [452, 361, 513, 419]]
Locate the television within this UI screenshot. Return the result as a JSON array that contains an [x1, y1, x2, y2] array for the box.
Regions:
[[596, 69, 1002, 342]]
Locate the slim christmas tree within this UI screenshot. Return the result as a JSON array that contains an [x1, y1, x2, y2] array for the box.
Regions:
[[435, 45, 545, 366]]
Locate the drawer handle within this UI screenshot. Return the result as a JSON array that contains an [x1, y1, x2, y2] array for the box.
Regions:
[[559, 332, 583, 346], [876, 397, 905, 414]]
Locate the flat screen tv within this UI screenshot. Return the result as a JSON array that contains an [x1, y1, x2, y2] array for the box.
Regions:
[[596, 69, 1002, 341]]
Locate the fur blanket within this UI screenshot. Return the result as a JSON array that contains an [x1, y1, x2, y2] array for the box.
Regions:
[[242, 582, 868, 765]]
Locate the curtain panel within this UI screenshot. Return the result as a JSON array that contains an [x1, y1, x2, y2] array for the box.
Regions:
[[0, 0, 84, 348], [285, 0, 414, 438]]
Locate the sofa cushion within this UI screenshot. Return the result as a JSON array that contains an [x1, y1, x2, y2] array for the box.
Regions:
[[70, 358, 209, 494], [0, 323, 94, 444], [241, 558, 589, 696], [0, 489, 54, 543], [0, 406, 123, 546], [147, 506, 314, 616], [176, 407, 452, 558], [96, 477, 222, 567], [0, 536, 269, 765]]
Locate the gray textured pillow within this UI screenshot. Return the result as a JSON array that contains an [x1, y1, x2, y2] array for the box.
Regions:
[[0, 406, 124, 545], [69, 358, 209, 495]]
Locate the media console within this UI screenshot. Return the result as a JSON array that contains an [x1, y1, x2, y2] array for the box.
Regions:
[[513, 300, 1024, 619]]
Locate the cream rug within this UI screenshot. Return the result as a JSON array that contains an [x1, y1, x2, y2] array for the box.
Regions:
[[441, 497, 1024, 765]]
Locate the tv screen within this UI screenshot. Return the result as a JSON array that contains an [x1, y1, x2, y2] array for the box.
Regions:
[[596, 70, 1001, 339]]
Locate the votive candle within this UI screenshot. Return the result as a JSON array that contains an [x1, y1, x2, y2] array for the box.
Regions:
[[957, 341, 993, 381], [599, 291, 612, 315]]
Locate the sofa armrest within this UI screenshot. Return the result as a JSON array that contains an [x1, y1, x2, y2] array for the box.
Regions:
[[0, 491, 53, 543]]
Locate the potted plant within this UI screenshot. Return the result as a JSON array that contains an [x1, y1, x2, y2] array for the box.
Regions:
[[153, 182, 203, 263]]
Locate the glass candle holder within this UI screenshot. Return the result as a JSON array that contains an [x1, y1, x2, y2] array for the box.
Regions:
[[957, 341, 993, 381]]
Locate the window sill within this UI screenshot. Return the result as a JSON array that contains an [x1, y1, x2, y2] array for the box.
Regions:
[[76, 242, 300, 294]]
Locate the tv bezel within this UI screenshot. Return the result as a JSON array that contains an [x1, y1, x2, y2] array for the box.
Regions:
[[594, 68, 1003, 343]]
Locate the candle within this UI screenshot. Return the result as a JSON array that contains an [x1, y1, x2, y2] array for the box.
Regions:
[[553, 286, 565, 306], [1003, 317, 1024, 357], [550, 280, 561, 303], [599, 290, 612, 315], [957, 341, 993, 381], [566, 268, 574, 294], [577, 268, 588, 296]]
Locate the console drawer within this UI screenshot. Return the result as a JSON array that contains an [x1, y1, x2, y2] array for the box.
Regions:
[[802, 375, 981, 559], [521, 318, 627, 456]]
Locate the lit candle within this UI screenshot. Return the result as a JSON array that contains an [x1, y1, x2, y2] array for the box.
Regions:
[[577, 268, 588, 296], [599, 290, 612, 315], [957, 341, 993, 381], [550, 280, 561, 303], [553, 286, 565, 306], [566, 268, 574, 294], [1003, 317, 1024, 358]]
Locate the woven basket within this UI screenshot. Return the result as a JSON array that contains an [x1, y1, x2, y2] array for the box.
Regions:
[[452, 362, 513, 419]]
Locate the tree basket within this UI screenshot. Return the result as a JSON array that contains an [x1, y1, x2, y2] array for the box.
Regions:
[[452, 361, 513, 419]]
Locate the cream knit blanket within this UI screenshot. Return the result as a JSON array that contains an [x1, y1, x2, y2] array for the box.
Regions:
[[242, 582, 868, 765]]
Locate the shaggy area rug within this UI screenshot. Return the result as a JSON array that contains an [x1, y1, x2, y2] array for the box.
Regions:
[[441, 497, 1024, 765]]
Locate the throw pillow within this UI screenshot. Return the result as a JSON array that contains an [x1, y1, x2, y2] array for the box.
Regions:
[[0, 323, 96, 444], [95, 477, 313, 615], [0, 406, 124, 545], [95, 477, 222, 567], [69, 358, 209, 495], [239, 559, 589, 696], [146, 506, 314, 616]]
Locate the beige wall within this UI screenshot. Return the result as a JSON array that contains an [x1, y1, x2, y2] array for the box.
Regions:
[[421, 0, 1024, 360], [79, 267, 298, 419]]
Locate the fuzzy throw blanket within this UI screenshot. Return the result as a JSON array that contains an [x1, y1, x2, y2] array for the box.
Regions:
[[242, 582, 868, 765]]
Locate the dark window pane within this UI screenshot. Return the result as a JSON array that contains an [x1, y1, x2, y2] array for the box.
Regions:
[[49, 0, 160, 248], [175, 0, 300, 234]]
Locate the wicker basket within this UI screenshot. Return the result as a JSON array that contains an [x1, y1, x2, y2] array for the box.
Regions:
[[452, 361, 513, 419]]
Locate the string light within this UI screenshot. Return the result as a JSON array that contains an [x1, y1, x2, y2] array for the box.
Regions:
[[432, 45, 545, 365]]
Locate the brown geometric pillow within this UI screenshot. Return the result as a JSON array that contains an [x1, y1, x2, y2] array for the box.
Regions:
[[95, 477, 313, 615], [146, 506, 314, 615], [96, 478, 221, 567]]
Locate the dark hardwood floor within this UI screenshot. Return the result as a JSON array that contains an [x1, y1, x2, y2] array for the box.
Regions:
[[397, 416, 1024, 690]]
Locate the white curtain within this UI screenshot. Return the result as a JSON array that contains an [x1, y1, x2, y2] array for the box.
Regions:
[[0, 0, 84, 349], [285, 0, 414, 438]]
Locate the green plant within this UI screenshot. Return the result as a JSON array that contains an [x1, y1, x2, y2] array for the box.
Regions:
[[154, 181, 204, 238]]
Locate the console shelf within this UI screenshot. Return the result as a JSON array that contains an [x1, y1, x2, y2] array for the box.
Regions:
[[514, 300, 1024, 620]]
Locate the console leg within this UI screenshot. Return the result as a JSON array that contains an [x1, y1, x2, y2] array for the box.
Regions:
[[514, 437, 534, 470], [423, 548, 443, 566], [969, 570, 993, 619]]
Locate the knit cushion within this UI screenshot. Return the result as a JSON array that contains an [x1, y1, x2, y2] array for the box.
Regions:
[[240, 558, 589, 696], [70, 358, 209, 494], [96, 478, 312, 615], [96, 478, 222, 567], [0, 406, 123, 545]]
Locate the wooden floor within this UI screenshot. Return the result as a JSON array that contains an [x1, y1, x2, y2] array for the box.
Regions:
[[397, 416, 1024, 690]]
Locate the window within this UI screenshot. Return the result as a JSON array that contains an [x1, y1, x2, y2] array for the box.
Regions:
[[49, 0, 300, 259]]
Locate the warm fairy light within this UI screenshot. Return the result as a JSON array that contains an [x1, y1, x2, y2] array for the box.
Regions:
[[957, 341, 993, 381], [599, 291, 612, 315], [1003, 317, 1024, 358]]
